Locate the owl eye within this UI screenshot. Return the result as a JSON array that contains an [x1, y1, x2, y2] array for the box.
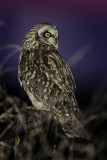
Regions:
[[44, 32, 51, 38]]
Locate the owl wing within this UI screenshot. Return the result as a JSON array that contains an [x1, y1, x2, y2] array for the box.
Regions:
[[31, 49, 77, 109], [21, 49, 90, 139], [41, 51, 76, 95], [37, 50, 89, 139]]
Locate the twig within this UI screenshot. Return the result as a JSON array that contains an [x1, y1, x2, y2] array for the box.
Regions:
[[0, 141, 12, 149], [0, 44, 21, 76], [0, 44, 21, 51], [0, 107, 14, 119], [0, 121, 14, 139], [0, 49, 18, 70], [68, 43, 92, 67]]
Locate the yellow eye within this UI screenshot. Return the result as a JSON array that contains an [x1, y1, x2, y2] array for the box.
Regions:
[[44, 32, 51, 37]]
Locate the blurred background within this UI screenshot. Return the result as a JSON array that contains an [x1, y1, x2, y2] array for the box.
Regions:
[[0, 0, 107, 109]]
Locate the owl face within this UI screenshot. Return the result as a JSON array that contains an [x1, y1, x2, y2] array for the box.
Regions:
[[23, 23, 59, 50], [37, 24, 58, 49]]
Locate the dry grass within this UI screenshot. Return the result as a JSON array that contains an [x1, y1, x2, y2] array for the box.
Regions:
[[0, 81, 107, 160]]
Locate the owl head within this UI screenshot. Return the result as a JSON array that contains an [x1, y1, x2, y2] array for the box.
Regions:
[[23, 23, 59, 50]]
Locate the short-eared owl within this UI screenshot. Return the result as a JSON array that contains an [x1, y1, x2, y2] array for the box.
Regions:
[[18, 23, 89, 139]]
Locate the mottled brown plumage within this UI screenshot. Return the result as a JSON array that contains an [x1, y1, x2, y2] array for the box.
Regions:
[[18, 23, 89, 139]]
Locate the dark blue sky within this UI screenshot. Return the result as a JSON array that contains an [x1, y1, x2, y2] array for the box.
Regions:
[[0, 0, 107, 108]]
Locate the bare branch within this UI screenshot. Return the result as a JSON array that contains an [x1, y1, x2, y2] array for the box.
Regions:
[[0, 107, 14, 119], [0, 121, 14, 139], [0, 49, 18, 70], [0, 44, 21, 77], [0, 44, 21, 51], [68, 43, 92, 67], [0, 141, 12, 149], [0, 66, 16, 77]]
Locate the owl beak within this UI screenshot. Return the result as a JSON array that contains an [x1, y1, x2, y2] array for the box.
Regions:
[[54, 39, 58, 49]]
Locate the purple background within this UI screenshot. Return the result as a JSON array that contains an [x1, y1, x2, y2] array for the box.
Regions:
[[0, 0, 107, 108]]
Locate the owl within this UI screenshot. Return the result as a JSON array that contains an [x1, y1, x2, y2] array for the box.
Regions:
[[18, 23, 89, 139]]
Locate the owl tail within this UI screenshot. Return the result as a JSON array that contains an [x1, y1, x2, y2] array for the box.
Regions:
[[61, 112, 90, 140]]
